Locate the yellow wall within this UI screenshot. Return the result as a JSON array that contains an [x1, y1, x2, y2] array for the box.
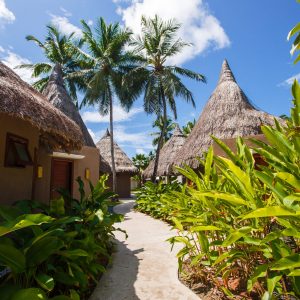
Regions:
[[0, 114, 39, 205]]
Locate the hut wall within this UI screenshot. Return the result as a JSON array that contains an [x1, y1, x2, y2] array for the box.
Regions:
[[72, 146, 100, 199], [212, 134, 268, 157], [0, 115, 39, 204], [101, 172, 132, 198], [35, 146, 100, 203]]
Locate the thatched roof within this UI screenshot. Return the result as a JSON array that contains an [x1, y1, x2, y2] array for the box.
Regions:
[[96, 130, 138, 174], [43, 64, 95, 148], [173, 59, 280, 169], [143, 124, 186, 178], [0, 61, 83, 151]]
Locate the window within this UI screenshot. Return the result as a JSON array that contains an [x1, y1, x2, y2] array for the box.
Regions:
[[5, 133, 33, 167]]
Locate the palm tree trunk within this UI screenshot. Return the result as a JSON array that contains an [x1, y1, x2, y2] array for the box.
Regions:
[[151, 88, 167, 182], [109, 95, 117, 197]]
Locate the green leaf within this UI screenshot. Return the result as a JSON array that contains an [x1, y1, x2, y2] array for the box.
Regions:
[[58, 249, 89, 259], [35, 273, 55, 291], [276, 172, 300, 190], [11, 288, 47, 300], [242, 206, 297, 219], [271, 254, 300, 271], [26, 236, 64, 267], [222, 227, 252, 247], [50, 198, 65, 216], [191, 225, 221, 232], [0, 285, 21, 300], [288, 269, 300, 276], [0, 214, 54, 237], [0, 244, 25, 273], [267, 275, 282, 295], [194, 191, 248, 206]]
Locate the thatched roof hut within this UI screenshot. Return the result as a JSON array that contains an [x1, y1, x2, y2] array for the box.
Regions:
[[173, 59, 280, 169], [143, 124, 185, 178], [0, 61, 83, 151], [96, 130, 137, 174], [43, 64, 95, 147]]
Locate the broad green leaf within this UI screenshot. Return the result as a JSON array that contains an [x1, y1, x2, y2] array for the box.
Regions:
[[242, 206, 297, 219], [271, 254, 300, 271], [267, 275, 282, 295], [191, 225, 221, 232], [50, 198, 65, 216], [288, 22, 300, 40], [288, 269, 300, 276], [35, 273, 55, 291], [0, 214, 54, 237], [11, 288, 47, 300], [58, 249, 89, 259], [194, 191, 248, 206], [0, 244, 25, 273], [0, 285, 21, 300], [222, 227, 252, 247], [26, 236, 64, 267], [276, 172, 300, 190]]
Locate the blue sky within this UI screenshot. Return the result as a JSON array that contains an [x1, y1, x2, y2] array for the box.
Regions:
[[0, 0, 299, 158]]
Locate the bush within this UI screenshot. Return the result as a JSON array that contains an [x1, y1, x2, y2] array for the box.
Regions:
[[135, 81, 300, 299], [0, 175, 123, 300]]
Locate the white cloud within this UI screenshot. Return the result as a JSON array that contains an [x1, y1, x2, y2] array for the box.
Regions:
[[87, 20, 93, 26], [60, 7, 72, 17], [0, 0, 15, 28], [50, 14, 82, 38], [280, 73, 300, 87], [82, 105, 143, 123], [116, 0, 230, 64], [136, 148, 146, 154], [0, 49, 36, 84]]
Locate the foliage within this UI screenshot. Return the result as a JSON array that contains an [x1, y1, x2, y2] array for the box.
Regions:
[[182, 119, 196, 137], [0, 175, 122, 299], [135, 180, 182, 221], [18, 25, 85, 105], [150, 116, 176, 147], [135, 82, 300, 299], [288, 1, 300, 65], [132, 154, 151, 188]]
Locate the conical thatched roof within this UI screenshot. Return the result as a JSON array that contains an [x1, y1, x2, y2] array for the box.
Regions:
[[143, 124, 186, 178], [0, 61, 83, 151], [173, 59, 280, 169], [96, 130, 137, 174], [43, 64, 95, 148]]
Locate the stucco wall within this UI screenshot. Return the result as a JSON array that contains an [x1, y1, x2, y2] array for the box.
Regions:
[[103, 173, 132, 198], [72, 146, 100, 199], [0, 114, 39, 205], [35, 146, 100, 203]]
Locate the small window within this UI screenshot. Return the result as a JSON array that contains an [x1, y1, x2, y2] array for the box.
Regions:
[[5, 133, 33, 168]]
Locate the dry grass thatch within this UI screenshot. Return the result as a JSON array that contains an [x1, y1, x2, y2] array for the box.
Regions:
[[0, 61, 83, 151], [96, 130, 138, 174], [43, 64, 95, 148], [173, 59, 282, 169], [143, 124, 186, 178]]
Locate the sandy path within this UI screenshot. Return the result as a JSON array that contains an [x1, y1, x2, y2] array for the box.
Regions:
[[90, 200, 199, 300]]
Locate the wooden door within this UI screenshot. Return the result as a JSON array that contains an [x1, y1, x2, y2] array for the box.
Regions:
[[51, 159, 73, 199]]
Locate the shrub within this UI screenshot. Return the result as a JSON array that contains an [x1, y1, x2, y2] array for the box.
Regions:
[[0, 175, 123, 300]]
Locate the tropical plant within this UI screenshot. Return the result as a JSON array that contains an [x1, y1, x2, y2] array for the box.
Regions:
[[126, 15, 206, 182], [150, 116, 176, 146], [182, 119, 196, 137], [288, 1, 300, 65], [74, 18, 136, 195], [135, 82, 300, 299], [132, 154, 150, 187], [18, 25, 85, 106], [0, 175, 122, 299]]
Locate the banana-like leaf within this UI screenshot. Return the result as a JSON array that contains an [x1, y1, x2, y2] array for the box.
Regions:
[[241, 206, 297, 219], [271, 254, 300, 271], [0, 244, 25, 273], [11, 288, 47, 300], [35, 272, 55, 291]]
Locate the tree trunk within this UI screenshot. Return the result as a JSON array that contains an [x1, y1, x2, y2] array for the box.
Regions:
[[109, 96, 117, 197], [151, 88, 167, 183]]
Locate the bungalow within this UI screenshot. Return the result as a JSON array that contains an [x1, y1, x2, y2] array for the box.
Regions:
[[0, 61, 98, 205]]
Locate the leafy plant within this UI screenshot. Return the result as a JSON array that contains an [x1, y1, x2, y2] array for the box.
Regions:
[[0, 175, 123, 299]]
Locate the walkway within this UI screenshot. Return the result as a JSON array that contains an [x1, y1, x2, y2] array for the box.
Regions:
[[90, 200, 199, 300]]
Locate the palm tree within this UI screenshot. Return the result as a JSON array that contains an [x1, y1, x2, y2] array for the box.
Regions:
[[151, 116, 176, 146], [126, 15, 206, 181], [182, 119, 196, 137], [18, 25, 85, 106], [73, 18, 135, 195]]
